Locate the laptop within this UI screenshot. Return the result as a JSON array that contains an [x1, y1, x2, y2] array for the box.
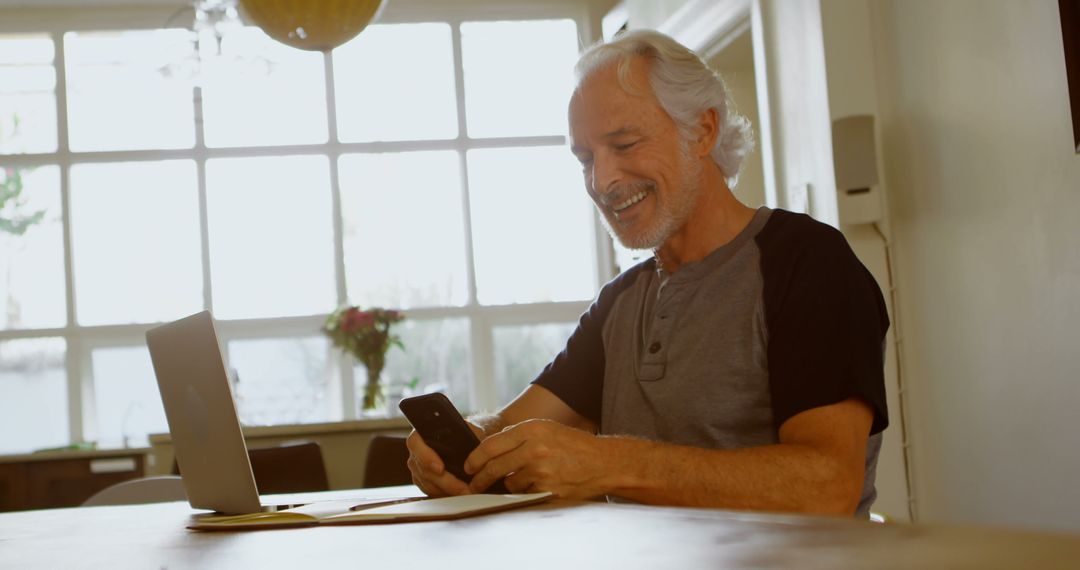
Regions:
[[146, 311, 348, 514]]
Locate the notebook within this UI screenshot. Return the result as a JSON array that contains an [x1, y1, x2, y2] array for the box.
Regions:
[[188, 493, 553, 531]]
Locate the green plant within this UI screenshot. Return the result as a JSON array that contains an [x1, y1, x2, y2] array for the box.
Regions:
[[0, 115, 45, 237]]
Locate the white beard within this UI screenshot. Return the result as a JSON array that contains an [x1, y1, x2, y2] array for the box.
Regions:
[[601, 142, 702, 251]]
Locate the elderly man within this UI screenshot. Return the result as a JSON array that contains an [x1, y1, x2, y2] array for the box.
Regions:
[[407, 30, 889, 517]]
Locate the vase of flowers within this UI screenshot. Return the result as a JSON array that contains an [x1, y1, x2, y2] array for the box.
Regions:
[[323, 306, 405, 413]]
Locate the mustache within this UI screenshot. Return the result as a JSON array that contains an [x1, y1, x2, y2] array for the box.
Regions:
[[599, 180, 656, 208]]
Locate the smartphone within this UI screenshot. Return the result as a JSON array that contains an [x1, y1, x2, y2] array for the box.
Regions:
[[398, 393, 508, 494]]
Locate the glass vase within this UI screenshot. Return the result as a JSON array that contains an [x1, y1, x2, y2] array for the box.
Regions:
[[361, 365, 386, 416]]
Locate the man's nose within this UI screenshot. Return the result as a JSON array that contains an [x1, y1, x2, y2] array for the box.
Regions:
[[590, 154, 620, 196]]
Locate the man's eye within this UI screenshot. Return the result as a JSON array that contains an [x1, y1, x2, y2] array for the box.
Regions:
[[615, 141, 637, 151]]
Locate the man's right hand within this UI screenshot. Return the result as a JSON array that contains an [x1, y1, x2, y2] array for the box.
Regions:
[[404, 423, 484, 497]]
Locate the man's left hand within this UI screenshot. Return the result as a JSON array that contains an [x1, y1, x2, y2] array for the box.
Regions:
[[464, 419, 614, 498]]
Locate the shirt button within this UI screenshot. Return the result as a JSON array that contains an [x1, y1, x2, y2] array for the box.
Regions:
[[648, 342, 662, 354]]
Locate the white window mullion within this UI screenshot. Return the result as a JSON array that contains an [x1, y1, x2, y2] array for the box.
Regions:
[[468, 313, 497, 413], [76, 338, 97, 444], [193, 85, 214, 314], [53, 30, 85, 445], [323, 48, 356, 420], [450, 20, 496, 413], [450, 21, 478, 308]]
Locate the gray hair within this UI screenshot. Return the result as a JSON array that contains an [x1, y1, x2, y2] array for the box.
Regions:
[[574, 30, 754, 188]]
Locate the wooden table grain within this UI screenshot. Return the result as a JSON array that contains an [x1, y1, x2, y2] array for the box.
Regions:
[[2, 486, 1078, 569]]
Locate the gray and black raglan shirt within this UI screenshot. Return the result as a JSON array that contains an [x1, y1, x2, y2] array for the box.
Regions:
[[532, 207, 890, 517]]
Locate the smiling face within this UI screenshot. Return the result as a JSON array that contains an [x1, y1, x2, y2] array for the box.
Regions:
[[569, 58, 702, 251]]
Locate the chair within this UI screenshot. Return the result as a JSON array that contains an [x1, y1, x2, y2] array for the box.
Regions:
[[171, 441, 331, 495], [247, 441, 330, 494], [363, 435, 413, 488], [82, 476, 187, 507]]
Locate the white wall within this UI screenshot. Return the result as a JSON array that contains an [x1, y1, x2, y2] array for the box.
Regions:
[[820, 0, 910, 521], [868, 0, 1080, 533]]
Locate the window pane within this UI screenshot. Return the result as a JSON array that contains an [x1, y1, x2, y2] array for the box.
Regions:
[[0, 165, 65, 329], [207, 156, 335, 319], [613, 240, 652, 273], [71, 160, 202, 325], [0, 338, 67, 454], [468, 146, 595, 304], [334, 23, 457, 143], [493, 323, 575, 406], [228, 336, 335, 426], [339, 151, 467, 308], [202, 27, 328, 147], [90, 345, 167, 448], [65, 30, 195, 152], [368, 318, 472, 414], [0, 34, 57, 154], [461, 20, 578, 138]]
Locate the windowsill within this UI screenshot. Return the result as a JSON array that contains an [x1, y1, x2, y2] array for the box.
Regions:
[[146, 416, 412, 445], [0, 447, 151, 464]]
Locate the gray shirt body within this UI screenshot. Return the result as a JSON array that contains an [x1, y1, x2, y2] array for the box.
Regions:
[[535, 207, 889, 517]]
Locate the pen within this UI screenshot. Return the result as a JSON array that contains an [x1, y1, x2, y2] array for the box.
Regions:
[[348, 497, 425, 512]]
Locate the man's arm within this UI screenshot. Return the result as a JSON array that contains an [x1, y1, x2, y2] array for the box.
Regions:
[[470, 385, 596, 437], [405, 385, 592, 496], [464, 397, 873, 515]]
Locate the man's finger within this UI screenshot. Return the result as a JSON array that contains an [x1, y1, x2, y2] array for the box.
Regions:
[[504, 469, 547, 495], [406, 430, 445, 474], [464, 427, 527, 475], [427, 470, 471, 496], [468, 449, 529, 493]]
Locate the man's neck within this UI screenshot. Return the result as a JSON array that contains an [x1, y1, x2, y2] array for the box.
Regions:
[[653, 175, 756, 274]]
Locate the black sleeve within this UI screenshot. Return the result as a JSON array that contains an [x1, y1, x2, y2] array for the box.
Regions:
[[756, 211, 890, 435], [530, 260, 653, 425]]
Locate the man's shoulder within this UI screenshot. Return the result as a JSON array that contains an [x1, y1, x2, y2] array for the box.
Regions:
[[755, 209, 849, 253], [601, 256, 656, 293]]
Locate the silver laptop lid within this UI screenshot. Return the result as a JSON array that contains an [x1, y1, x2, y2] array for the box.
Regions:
[[146, 311, 262, 515]]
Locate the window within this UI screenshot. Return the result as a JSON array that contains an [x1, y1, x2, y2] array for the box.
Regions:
[[0, 3, 612, 454]]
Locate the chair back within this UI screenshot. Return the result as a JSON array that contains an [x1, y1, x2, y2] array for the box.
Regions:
[[171, 441, 331, 495], [247, 441, 330, 494], [82, 476, 187, 507], [363, 435, 412, 488]]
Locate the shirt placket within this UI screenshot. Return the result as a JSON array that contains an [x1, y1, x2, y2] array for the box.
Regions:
[[637, 279, 694, 382]]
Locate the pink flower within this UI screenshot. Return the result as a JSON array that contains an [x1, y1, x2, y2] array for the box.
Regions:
[[340, 308, 363, 332], [356, 311, 376, 328]]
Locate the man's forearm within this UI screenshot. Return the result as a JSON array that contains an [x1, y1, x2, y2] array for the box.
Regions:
[[597, 436, 863, 515]]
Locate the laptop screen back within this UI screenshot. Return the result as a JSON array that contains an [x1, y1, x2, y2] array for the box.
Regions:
[[146, 311, 262, 514]]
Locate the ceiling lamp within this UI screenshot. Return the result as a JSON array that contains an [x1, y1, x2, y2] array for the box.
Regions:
[[238, 0, 385, 52]]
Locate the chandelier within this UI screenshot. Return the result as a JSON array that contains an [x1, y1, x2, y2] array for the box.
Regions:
[[195, 0, 385, 53], [162, 0, 383, 85], [240, 0, 386, 52]]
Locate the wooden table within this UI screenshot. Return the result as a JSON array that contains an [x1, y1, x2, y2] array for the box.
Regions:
[[2, 486, 1078, 569]]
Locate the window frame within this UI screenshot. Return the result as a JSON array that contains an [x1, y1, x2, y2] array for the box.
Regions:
[[0, 0, 617, 449]]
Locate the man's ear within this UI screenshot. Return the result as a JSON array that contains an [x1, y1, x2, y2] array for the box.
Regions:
[[694, 107, 720, 157]]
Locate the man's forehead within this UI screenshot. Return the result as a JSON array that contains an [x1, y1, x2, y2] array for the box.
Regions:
[[569, 124, 643, 153], [575, 56, 653, 99], [569, 63, 661, 132]]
